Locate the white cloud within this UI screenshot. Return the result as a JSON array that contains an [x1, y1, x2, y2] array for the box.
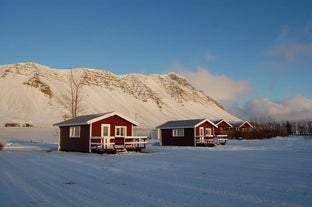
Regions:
[[204, 52, 217, 61], [268, 23, 312, 62], [174, 65, 253, 104], [170, 64, 312, 122], [268, 43, 312, 60], [230, 95, 312, 121]]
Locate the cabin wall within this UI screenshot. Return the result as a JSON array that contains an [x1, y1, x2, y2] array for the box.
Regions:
[[59, 125, 90, 152], [91, 115, 133, 137], [215, 121, 232, 134], [195, 122, 216, 136], [161, 128, 194, 146], [239, 122, 252, 132]]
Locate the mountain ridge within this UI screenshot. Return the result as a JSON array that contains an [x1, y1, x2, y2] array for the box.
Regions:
[[0, 62, 240, 129]]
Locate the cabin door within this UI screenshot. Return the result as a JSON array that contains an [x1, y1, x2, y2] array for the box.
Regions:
[[101, 124, 111, 137], [199, 127, 204, 142]]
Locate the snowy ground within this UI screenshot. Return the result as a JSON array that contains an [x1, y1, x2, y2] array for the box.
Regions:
[[0, 127, 312, 207]]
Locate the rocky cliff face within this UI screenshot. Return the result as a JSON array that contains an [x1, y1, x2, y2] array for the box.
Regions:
[[0, 62, 239, 128]]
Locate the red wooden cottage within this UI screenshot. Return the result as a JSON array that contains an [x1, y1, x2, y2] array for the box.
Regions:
[[212, 119, 233, 136], [53, 112, 147, 153], [157, 119, 218, 147], [230, 121, 253, 132]]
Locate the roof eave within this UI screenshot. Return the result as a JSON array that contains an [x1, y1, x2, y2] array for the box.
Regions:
[[158, 126, 196, 129], [195, 119, 218, 128], [87, 111, 139, 126], [53, 122, 89, 127]]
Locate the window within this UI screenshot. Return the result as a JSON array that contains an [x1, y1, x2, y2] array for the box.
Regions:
[[172, 128, 184, 137], [205, 128, 212, 136], [101, 124, 110, 137], [115, 126, 126, 137], [69, 126, 80, 138]]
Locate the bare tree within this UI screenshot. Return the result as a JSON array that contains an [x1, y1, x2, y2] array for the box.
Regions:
[[64, 69, 84, 119], [308, 122, 312, 135]]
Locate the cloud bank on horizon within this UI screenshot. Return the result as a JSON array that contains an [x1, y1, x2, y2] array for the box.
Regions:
[[176, 65, 253, 104], [173, 21, 312, 122], [180, 67, 312, 121], [232, 95, 312, 122]]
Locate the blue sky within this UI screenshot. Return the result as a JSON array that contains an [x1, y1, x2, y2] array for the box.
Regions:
[[1, 0, 312, 121]]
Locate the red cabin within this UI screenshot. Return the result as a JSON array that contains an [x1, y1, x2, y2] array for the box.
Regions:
[[53, 112, 147, 153], [212, 119, 233, 135], [230, 121, 253, 132], [157, 119, 219, 147]]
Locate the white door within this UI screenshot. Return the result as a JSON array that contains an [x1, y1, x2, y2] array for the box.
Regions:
[[101, 124, 110, 137], [101, 124, 111, 147], [199, 127, 204, 142]]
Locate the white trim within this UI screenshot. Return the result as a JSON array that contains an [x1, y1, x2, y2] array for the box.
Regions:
[[194, 128, 196, 146], [91, 136, 115, 150], [115, 126, 127, 137], [199, 127, 204, 136], [158, 129, 163, 146], [87, 111, 139, 126], [101, 124, 111, 137], [89, 124, 92, 152], [57, 127, 61, 151], [172, 128, 184, 137], [69, 126, 81, 138], [199, 127, 205, 143], [195, 119, 218, 128], [240, 121, 253, 128], [205, 128, 212, 136], [215, 119, 233, 128]]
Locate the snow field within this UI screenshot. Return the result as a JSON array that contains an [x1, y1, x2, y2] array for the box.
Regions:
[[0, 128, 311, 207]]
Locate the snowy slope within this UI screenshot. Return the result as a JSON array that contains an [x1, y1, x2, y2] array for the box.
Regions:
[[0, 128, 311, 207], [0, 62, 240, 128]]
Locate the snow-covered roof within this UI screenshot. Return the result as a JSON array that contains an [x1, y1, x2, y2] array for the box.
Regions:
[[157, 118, 218, 129], [53, 112, 139, 127]]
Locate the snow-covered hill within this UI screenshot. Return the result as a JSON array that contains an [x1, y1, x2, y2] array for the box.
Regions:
[[0, 62, 240, 128]]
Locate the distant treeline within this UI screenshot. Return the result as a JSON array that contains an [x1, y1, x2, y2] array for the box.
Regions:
[[234, 118, 312, 139], [290, 121, 312, 136]]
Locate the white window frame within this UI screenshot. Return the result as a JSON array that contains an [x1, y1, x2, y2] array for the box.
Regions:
[[69, 126, 80, 138], [115, 126, 126, 137], [205, 128, 212, 136], [199, 127, 204, 136], [172, 128, 184, 137], [101, 124, 110, 137]]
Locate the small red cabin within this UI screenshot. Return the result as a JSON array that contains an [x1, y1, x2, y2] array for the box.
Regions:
[[53, 112, 147, 153], [157, 119, 219, 146], [230, 121, 253, 132], [212, 119, 233, 135]]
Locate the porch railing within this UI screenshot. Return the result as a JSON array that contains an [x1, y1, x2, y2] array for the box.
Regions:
[[124, 136, 147, 150], [195, 135, 228, 146], [195, 135, 214, 145], [91, 136, 147, 151], [91, 136, 115, 150]]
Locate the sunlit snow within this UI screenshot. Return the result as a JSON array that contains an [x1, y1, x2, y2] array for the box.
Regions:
[[0, 127, 311, 207]]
